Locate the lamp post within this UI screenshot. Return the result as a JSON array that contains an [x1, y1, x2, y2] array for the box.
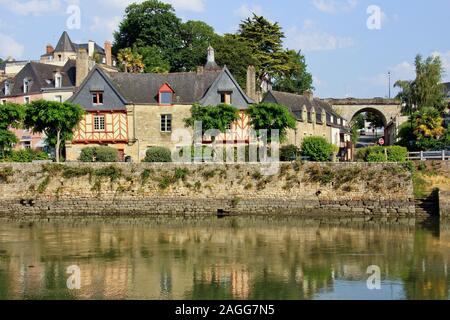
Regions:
[[388, 71, 391, 99]]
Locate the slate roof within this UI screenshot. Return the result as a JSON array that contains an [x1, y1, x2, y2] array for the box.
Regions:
[[265, 90, 343, 121], [52, 31, 105, 55], [105, 69, 223, 104], [0, 60, 76, 97]]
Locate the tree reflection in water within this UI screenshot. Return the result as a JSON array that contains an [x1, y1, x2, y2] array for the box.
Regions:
[[0, 217, 448, 300]]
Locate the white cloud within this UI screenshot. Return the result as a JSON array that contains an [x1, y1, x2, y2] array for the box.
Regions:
[[286, 21, 354, 51], [0, 0, 61, 16], [364, 61, 415, 87], [90, 16, 122, 40], [0, 33, 25, 58], [234, 4, 263, 19], [312, 0, 358, 14], [104, 0, 205, 12]]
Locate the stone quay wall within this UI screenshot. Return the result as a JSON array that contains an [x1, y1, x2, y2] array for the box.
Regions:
[[0, 162, 416, 217], [440, 191, 450, 218]]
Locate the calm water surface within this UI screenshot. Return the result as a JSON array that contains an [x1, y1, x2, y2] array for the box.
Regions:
[[0, 217, 449, 300]]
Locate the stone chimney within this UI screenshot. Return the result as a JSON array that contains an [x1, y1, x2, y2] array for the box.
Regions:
[[246, 65, 257, 102], [304, 89, 314, 101], [46, 44, 54, 55], [104, 41, 112, 66], [207, 45, 215, 64], [88, 40, 95, 58], [76, 48, 89, 87]]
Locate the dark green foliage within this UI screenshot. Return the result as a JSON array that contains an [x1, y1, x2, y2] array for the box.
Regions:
[[94, 166, 123, 182], [1, 149, 48, 163], [37, 176, 51, 194], [62, 167, 93, 179], [0, 103, 25, 158], [0, 166, 14, 183], [280, 145, 299, 162], [273, 50, 313, 95], [140, 169, 154, 185], [306, 165, 335, 185], [79, 146, 119, 162], [356, 146, 408, 163], [174, 168, 189, 181], [144, 147, 172, 163], [185, 104, 240, 134], [24, 100, 84, 162], [301, 137, 334, 162], [246, 103, 297, 142]]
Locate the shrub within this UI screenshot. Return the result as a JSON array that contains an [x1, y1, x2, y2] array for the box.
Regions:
[[94, 165, 122, 182], [79, 146, 118, 162], [280, 145, 299, 162], [2, 149, 48, 163], [144, 147, 172, 163], [357, 146, 408, 163], [301, 137, 334, 162]]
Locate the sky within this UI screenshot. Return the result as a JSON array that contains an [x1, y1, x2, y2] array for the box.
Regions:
[[1, 0, 450, 99]]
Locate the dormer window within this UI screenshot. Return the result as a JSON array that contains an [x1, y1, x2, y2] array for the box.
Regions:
[[92, 92, 104, 105], [4, 81, 10, 96], [158, 83, 174, 105], [23, 79, 30, 94], [55, 73, 62, 88], [220, 92, 232, 104]]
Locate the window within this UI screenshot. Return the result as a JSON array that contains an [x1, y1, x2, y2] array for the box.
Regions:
[[23, 141, 31, 149], [94, 115, 105, 131], [4, 81, 10, 95], [54, 95, 63, 102], [23, 79, 30, 94], [316, 111, 322, 123], [307, 111, 312, 123], [161, 114, 172, 132], [92, 92, 103, 105], [220, 92, 232, 104], [24, 96, 30, 104], [55, 73, 62, 88], [159, 92, 173, 105]]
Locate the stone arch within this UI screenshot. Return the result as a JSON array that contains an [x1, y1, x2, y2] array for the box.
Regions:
[[349, 107, 388, 127]]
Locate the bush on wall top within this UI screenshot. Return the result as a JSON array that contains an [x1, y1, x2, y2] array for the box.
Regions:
[[79, 146, 119, 162], [356, 146, 408, 163], [144, 147, 172, 163], [0, 149, 48, 163], [301, 137, 334, 162]]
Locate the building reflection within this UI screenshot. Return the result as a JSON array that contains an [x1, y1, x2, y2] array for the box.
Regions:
[[0, 218, 449, 300]]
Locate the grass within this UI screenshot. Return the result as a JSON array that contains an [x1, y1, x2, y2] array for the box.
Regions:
[[0, 166, 14, 183], [37, 176, 51, 194], [413, 173, 429, 199], [140, 169, 153, 186]]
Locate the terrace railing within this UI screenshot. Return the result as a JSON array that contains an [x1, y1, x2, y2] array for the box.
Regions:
[[408, 150, 450, 161]]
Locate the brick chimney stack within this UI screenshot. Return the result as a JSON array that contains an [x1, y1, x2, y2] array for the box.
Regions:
[[46, 44, 54, 55], [104, 41, 112, 67], [76, 48, 89, 87]]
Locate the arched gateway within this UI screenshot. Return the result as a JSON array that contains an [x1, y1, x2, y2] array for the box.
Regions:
[[324, 98, 404, 145]]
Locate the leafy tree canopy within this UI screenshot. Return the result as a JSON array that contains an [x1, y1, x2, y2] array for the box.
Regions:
[[273, 50, 314, 95], [246, 102, 297, 142], [0, 103, 25, 158], [395, 54, 446, 113], [184, 103, 240, 134], [24, 100, 84, 162]]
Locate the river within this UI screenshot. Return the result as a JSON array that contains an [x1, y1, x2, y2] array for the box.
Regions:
[[0, 217, 449, 300]]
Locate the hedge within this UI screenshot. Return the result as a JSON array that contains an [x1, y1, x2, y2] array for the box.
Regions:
[[280, 145, 299, 162], [144, 147, 172, 163], [0, 149, 48, 163], [356, 146, 408, 163], [79, 146, 119, 162]]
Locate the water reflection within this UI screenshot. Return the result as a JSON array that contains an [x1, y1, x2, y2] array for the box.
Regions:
[[0, 217, 449, 300]]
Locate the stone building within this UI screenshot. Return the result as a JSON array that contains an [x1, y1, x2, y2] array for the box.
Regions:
[[263, 90, 350, 149], [66, 47, 254, 162]]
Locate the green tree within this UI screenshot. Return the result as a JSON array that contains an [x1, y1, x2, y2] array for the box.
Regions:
[[366, 112, 385, 129], [135, 46, 170, 73], [273, 50, 313, 95], [0, 57, 4, 65], [0, 103, 25, 158], [238, 14, 290, 85], [395, 54, 446, 113], [246, 102, 297, 142], [184, 104, 240, 134], [24, 100, 84, 163], [117, 48, 145, 73], [178, 20, 220, 71], [113, 0, 183, 67], [301, 136, 334, 162], [212, 34, 256, 89]]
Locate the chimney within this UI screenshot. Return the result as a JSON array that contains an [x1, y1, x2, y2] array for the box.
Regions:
[[304, 89, 314, 101], [76, 48, 89, 87], [88, 40, 95, 58], [246, 65, 257, 102], [46, 44, 54, 54], [104, 41, 112, 66], [207, 45, 215, 64]]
